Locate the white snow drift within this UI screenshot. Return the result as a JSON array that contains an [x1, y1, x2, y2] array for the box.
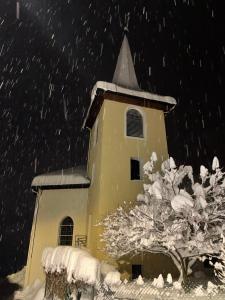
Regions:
[[42, 246, 100, 285]]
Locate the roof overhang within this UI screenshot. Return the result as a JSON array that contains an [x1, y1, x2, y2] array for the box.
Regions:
[[31, 167, 90, 191], [83, 81, 177, 129], [32, 183, 90, 191]]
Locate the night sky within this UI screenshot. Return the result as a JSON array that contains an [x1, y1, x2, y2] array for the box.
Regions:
[[0, 0, 225, 277]]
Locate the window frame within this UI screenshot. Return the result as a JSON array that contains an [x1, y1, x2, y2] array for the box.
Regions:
[[125, 107, 145, 140], [58, 216, 74, 246]]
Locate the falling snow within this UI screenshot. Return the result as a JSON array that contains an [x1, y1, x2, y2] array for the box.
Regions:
[[0, 0, 224, 281]]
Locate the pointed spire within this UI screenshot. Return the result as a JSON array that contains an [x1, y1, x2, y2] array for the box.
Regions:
[[112, 35, 139, 90]]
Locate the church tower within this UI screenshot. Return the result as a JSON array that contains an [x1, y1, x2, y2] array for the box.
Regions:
[[84, 35, 176, 270]]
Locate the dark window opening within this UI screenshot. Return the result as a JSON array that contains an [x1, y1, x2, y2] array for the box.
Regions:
[[126, 109, 143, 138], [59, 216, 74, 246], [132, 264, 142, 279], [131, 159, 140, 180]]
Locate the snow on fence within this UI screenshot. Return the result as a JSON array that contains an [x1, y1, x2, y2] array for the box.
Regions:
[[113, 279, 225, 300]]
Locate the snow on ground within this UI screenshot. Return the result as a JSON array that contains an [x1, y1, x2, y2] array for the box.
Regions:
[[7, 266, 43, 300], [14, 279, 44, 300], [13, 277, 225, 300], [112, 278, 225, 300], [7, 267, 26, 287], [104, 271, 121, 287], [12, 247, 122, 300], [8, 250, 225, 300]]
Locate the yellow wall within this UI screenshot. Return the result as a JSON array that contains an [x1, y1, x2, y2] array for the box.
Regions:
[[87, 99, 169, 264], [25, 188, 88, 286], [118, 254, 179, 280], [26, 96, 172, 286]]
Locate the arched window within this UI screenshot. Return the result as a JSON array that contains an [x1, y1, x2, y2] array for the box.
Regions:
[[59, 217, 74, 246], [126, 109, 144, 138]]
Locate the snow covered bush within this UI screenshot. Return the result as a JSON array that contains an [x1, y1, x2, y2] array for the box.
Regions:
[[101, 153, 225, 283], [41, 247, 121, 299], [213, 236, 225, 284], [42, 247, 100, 299], [42, 247, 99, 286]]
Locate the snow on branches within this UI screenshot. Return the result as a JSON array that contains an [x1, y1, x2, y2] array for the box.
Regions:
[[42, 247, 100, 285], [42, 247, 121, 299], [214, 236, 225, 284], [101, 153, 225, 283]]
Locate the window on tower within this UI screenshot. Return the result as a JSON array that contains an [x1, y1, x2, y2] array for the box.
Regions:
[[126, 109, 144, 138], [130, 158, 141, 180], [59, 216, 74, 246]]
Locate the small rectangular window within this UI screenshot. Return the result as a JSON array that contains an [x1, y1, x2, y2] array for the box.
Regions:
[[132, 264, 142, 279], [130, 158, 140, 180]]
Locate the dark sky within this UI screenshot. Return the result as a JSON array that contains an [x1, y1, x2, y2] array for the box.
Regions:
[[0, 0, 224, 277]]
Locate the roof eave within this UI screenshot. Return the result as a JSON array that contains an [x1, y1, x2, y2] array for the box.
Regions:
[[31, 182, 90, 192]]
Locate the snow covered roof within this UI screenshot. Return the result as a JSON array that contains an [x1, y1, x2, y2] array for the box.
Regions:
[[92, 81, 176, 105], [83, 81, 177, 129], [112, 35, 139, 90], [32, 166, 90, 188]]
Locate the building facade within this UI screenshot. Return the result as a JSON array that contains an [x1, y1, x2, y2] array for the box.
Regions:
[[25, 35, 177, 286]]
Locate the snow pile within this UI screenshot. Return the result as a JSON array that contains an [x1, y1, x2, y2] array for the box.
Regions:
[[100, 262, 116, 278], [136, 275, 144, 285], [104, 271, 121, 287], [194, 285, 206, 296], [207, 281, 218, 296], [42, 246, 100, 285], [152, 274, 164, 288], [173, 281, 182, 290], [8, 266, 26, 287], [166, 273, 173, 285], [14, 279, 44, 300]]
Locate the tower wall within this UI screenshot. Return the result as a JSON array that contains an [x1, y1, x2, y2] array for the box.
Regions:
[[87, 98, 169, 262]]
